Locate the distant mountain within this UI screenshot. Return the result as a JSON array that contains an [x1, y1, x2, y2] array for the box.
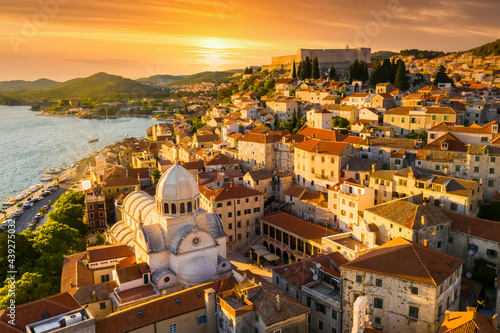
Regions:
[[0, 78, 60, 91], [371, 51, 397, 61], [137, 69, 241, 87], [467, 39, 500, 57], [5, 72, 158, 99], [136, 74, 186, 84]]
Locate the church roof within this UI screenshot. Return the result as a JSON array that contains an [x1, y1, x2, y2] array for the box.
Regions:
[[156, 163, 200, 202]]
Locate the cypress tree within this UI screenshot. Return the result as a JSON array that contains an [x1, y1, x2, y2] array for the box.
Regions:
[[394, 60, 410, 91], [312, 56, 320, 79], [292, 60, 297, 78], [329, 65, 336, 80], [297, 61, 303, 80], [304, 57, 312, 79]]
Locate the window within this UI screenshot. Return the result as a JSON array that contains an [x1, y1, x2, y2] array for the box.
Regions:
[[374, 298, 383, 309], [227, 201, 232, 206], [375, 279, 382, 287], [438, 304, 443, 317], [491, 157, 496, 163], [409, 306, 419, 319], [411, 286, 418, 295], [197, 315, 207, 325], [490, 168, 495, 174], [448, 236, 454, 244], [316, 302, 326, 314], [435, 165, 440, 171], [254, 207, 261, 213], [244, 209, 251, 214], [375, 317, 381, 325], [101, 274, 110, 283], [391, 117, 394, 123], [437, 241, 442, 248], [170, 324, 177, 333], [217, 203, 223, 208], [237, 221, 241, 228], [99, 302, 106, 310], [319, 320, 324, 330], [255, 196, 258, 201], [237, 210, 241, 216], [331, 328, 337, 333], [431, 115, 436, 121], [356, 275, 362, 283], [481, 137, 488, 142], [455, 166, 460, 172], [228, 212, 232, 218], [488, 180, 494, 187], [475, 156, 480, 162], [487, 249, 497, 258], [275, 276, 280, 284], [450, 203, 458, 211], [332, 309, 337, 320], [228, 223, 233, 230]]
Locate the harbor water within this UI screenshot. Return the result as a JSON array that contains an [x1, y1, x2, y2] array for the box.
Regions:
[[0, 106, 159, 202]]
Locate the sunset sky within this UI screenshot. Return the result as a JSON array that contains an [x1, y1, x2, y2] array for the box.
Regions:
[[1, 0, 499, 81]]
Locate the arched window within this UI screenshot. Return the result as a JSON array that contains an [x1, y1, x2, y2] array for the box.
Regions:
[[171, 203, 176, 215], [187, 201, 192, 213], [180, 203, 185, 214], [164, 203, 169, 214]]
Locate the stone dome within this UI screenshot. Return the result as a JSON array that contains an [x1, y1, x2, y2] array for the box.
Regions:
[[180, 256, 216, 283], [156, 163, 199, 202]]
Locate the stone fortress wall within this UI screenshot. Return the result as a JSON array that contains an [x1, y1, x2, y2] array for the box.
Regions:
[[262, 47, 371, 73]]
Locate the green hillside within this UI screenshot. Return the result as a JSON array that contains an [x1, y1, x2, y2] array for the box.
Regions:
[[22, 72, 158, 99], [371, 51, 397, 61], [165, 70, 241, 87], [468, 39, 500, 57], [136, 74, 185, 84], [0, 78, 60, 91]]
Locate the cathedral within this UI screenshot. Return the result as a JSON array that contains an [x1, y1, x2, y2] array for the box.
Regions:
[[108, 163, 232, 290]]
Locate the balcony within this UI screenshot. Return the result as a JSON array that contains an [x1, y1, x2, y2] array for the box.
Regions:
[[302, 281, 341, 309]]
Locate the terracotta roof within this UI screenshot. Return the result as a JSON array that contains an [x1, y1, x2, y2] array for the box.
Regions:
[[116, 262, 151, 284], [423, 133, 467, 152], [262, 211, 337, 244], [227, 271, 310, 326], [360, 137, 419, 149], [342, 136, 364, 145], [370, 170, 396, 181], [128, 167, 150, 179], [0, 293, 81, 333], [200, 183, 262, 201], [437, 308, 498, 333], [102, 166, 141, 188], [96, 277, 237, 333], [239, 131, 287, 144], [87, 243, 134, 263], [295, 139, 350, 156], [365, 198, 451, 230], [341, 237, 463, 286], [297, 125, 347, 141], [180, 160, 204, 170], [429, 121, 498, 134], [205, 153, 238, 166], [344, 157, 381, 172], [273, 253, 347, 289], [444, 210, 500, 243], [246, 169, 273, 181]]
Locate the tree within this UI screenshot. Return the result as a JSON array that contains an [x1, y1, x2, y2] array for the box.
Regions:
[[151, 169, 161, 184], [332, 116, 351, 129], [33, 222, 85, 255], [434, 65, 454, 86], [278, 120, 293, 132], [293, 116, 307, 134], [273, 114, 279, 130], [329, 65, 337, 80], [292, 60, 297, 78], [370, 59, 388, 85], [54, 190, 84, 209], [244, 67, 253, 74], [47, 203, 87, 236], [305, 57, 312, 79], [292, 110, 297, 130], [297, 62, 302, 80], [0, 273, 53, 308], [0, 232, 39, 283], [264, 78, 275, 92], [312, 56, 320, 79], [90, 232, 106, 246], [382, 58, 395, 84], [394, 60, 410, 91]]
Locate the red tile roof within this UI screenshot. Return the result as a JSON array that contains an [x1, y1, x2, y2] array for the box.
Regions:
[[0, 293, 81, 333], [87, 243, 134, 263], [96, 277, 237, 333], [262, 211, 337, 244], [444, 210, 500, 243], [200, 183, 262, 201], [297, 125, 347, 141], [295, 139, 350, 156], [341, 237, 463, 286]]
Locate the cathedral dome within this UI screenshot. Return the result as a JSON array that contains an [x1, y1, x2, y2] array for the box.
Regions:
[[180, 256, 216, 283], [156, 163, 199, 202]]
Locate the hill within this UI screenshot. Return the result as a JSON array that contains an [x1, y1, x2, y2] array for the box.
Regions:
[[11, 72, 158, 99], [0, 78, 60, 91], [164, 70, 241, 87], [371, 51, 397, 61], [136, 74, 185, 84], [398, 49, 447, 60], [467, 39, 500, 57]]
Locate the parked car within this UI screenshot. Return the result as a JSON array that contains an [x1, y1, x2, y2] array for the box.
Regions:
[[43, 205, 49, 210], [36, 213, 43, 218]]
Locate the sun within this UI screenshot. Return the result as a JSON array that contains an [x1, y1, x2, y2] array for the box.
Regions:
[[199, 37, 231, 50]]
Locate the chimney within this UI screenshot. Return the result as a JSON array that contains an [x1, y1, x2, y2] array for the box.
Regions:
[[444, 310, 450, 322], [92, 290, 97, 302], [492, 314, 498, 328], [276, 295, 281, 312], [421, 215, 427, 225], [70, 281, 74, 288], [204, 288, 216, 333], [423, 239, 428, 247], [371, 164, 376, 173]]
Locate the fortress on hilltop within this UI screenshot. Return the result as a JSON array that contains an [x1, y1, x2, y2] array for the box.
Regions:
[[263, 47, 371, 72]]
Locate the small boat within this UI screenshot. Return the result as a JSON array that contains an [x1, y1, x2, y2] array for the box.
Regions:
[[41, 176, 53, 182], [88, 118, 99, 143]]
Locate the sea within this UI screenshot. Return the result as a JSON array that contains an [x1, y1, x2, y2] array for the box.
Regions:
[[0, 106, 159, 201]]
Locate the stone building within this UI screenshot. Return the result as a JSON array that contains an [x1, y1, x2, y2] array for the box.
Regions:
[[107, 163, 233, 292], [341, 237, 463, 333], [273, 253, 348, 333]]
